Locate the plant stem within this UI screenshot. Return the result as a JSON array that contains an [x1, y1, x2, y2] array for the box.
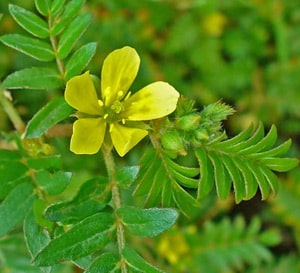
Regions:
[[0, 89, 25, 133], [102, 145, 127, 273], [48, 15, 65, 78]]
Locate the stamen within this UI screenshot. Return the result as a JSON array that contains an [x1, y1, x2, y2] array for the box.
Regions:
[[98, 100, 104, 107], [124, 91, 131, 101], [104, 114, 109, 119], [122, 118, 126, 124], [109, 124, 114, 133], [117, 90, 124, 97]]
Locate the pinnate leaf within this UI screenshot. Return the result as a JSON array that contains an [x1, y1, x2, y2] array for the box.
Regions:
[[9, 4, 49, 38], [34, 0, 51, 16], [57, 13, 92, 59], [2, 67, 63, 90], [0, 182, 35, 237], [36, 170, 71, 195], [0, 34, 54, 61], [117, 206, 178, 237], [86, 253, 120, 273], [123, 247, 165, 273], [51, 0, 86, 35], [45, 176, 111, 224], [65, 42, 97, 80], [51, 0, 66, 15], [116, 165, 139, 188], [32, 212, 114, 266], [25, 97, 73, 138]]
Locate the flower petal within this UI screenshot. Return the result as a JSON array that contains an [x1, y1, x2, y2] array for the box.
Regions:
[[101, 46, 140, 106], [122, 81, 180, 121], [65, 71, 101, 115], [70, 118, 106, 154], [110, 123, 148, 157]]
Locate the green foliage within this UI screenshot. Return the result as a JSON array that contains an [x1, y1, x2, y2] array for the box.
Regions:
[[25, 97, 73, 138], [0, 1, 299, 272]]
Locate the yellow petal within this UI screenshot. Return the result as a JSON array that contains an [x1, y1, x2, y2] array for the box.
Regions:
[[110, 123, 148, 157], [122, 81, 180, 121], [101, 46, 140, 106], [65, 71, 101, 115], [70, 118, 106, 154]]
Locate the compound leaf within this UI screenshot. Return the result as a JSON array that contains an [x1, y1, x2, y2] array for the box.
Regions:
[[0, 34, 54, 61], [117, 206, 178, 237], [65, 42, 97, 80], [123, 247, 165, 273], [34, 0, 51, 16], [9, 4, 49, 38], [25, 97, 73, 138], [86, 253, 120, 273], [2, 67, 63, 90], [32, 212, 114, 266], [0, 182, 35, 237], [57, 13, 92, 59]]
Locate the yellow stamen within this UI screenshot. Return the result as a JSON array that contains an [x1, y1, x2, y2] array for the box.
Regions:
[[104, 114, 109, 119], [117, 90, 124, 97], [98, 100, 104, 107], [124, 91, 131, 101]]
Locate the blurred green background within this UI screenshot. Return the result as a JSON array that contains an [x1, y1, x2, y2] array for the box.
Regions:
[[1, 0, 300, 272]]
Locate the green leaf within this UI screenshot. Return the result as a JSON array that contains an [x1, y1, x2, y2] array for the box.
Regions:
[[116, 165, 139, 188], [122, 247, 165, 273], [0, 34, 54, 61], [25, 97, 73, 138], [24, 209, 51, 257], [86, 253, 120, 273], [195, 147, 214, 199], [0, 159, 28, 199], [65, 42, 97, 80], [2, 67, 63, 90], [208, 151, 231, 200], [51, 0, 66, 15], [0, 182, 35, 237], [32, 212, 114, 266], [57, 13, 92, 59], [172, 182, 200, 218], [34, 0, 51, 16], [0, 149, 22, 161], [261, 157, 299, 172], [9, 4, 49, 38], [51, 0, 86, 35], [117, 206, 178, 237], [36, 170, 71, 195], [0, 160, 27, 183], [27, 155, 62, 170], [45, 177, 111, 224]]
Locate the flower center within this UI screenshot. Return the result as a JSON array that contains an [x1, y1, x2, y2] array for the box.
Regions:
[[103, 89, 126, 123]]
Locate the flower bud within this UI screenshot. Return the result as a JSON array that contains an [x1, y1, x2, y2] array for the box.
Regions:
[[194, 128, 209, 141], [161, 130, 186, 155], [176, 114, 201, 131]]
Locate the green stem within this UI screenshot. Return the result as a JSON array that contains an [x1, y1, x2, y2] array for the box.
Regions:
[[102, 145, 127, 273], [48, 15, 65, 78], [0, 89, 25, 133]]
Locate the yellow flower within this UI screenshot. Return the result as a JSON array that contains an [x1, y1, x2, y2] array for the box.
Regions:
[[65, 46, 180, 156]]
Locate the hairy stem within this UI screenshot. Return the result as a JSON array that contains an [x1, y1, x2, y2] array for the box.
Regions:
[[102, 145, 127, 273], [0, 89, 25, 133]]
